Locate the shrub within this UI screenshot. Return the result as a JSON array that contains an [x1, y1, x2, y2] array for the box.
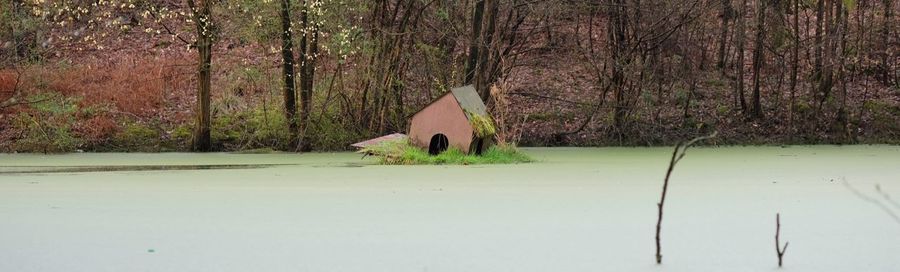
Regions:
[[167, 124, 194, 149], [213, 101, 293, 150], [11, 92, 82, 152], [862, 100, 900, 139], [466, 110, 497, 138], [46, 56, 191, 118], [77, 115, 118, 147], [716, 105, 730, 116], [308, 113, 367, 151], [112, 121, 162, 152]]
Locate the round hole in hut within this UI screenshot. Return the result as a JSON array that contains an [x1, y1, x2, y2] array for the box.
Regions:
[[429, 134, 449, 155], [472, 138, 484, 155]]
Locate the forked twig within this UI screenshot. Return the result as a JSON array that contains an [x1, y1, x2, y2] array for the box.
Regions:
[[655, 131, 717, 264], [776, 213, 789, 267]]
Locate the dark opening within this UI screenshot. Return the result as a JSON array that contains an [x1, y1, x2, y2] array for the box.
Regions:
[[472, 138, 485, 155], [429, 134, 449, 155]]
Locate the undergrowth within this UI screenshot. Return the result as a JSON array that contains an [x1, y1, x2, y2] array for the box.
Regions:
[[466, 110, 497, 138], [10, 92, 82, 152], [359, 138, 532, 165]]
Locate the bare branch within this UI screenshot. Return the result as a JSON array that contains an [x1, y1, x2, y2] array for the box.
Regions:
[[776, 213, 788, 267], [655, 131, 717, 264]]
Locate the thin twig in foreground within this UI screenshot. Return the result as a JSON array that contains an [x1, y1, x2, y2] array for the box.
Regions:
[[655, 131, 717, 264], [776, 213, 789, 267]]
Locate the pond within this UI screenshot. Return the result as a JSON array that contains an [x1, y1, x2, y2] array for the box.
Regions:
[[1, 146, 899, 271]]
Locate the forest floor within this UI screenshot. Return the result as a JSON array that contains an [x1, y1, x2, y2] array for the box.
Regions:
[[2, 146, 899, 271]]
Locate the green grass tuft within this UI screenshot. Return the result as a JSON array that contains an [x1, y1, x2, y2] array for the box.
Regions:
[[466, 110, 497, 138], [359, 139, 532, 165]]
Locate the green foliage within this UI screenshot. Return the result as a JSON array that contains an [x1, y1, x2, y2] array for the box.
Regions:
[[213, 104, 293, 150], [1, 4, 45, 63], [11, 93, 82, 153], [435, 7, 450, 21], [302, 81, 367, 151], [415, 42, 453, 89], [864, 100, 900, 123], [232, 147, 278, 154], [466, 110, 496, 138], [359, 139, 533, 165], [706, 78, 728, 88], [224, 0, 365, 61], [842, 0, 856, 11], [802, 0, 817, 8], [641, 88, 657, 105], [308, 113, 366, 151], [796, 100, 812, 114], [208, 66, 295, 150], [113, 121, 161, 152], [772, 26, 792, 51], [526, 112, 560, 121], [674, 88, 689, 105], [716, 105, 730, 116], [225, 0, 280, 44], [168, 124, 194, 149]]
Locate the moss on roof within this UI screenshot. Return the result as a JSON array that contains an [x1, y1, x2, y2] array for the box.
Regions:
[[466, 110, 496, 138]]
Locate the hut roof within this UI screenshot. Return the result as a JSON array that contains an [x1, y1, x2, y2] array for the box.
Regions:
[[450, 85, 487, 117], [410, 85, 487, 121]]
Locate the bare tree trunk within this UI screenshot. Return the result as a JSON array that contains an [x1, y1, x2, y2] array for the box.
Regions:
[[475, 0, 500, 101], [280, 0, 298, 148], [303, 29, 319, 151], [882, 0, 893, 83], [465, 0, 486, 84], [364, 0, 428, 133], [7, 0, 19, 62], [297, 0, 315, 152], [736, 0, 748, 113], [789, 0, 800, 138], [751, 0, 768, 118], [817, 0, 834, 108], [717, 0, 734, 70], [835, 0, 849, 139], [814, 0, 824, 73], [188, 0, 213, 152], [606, 0, 631, 135]]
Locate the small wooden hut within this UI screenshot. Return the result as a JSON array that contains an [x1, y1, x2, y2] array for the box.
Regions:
[[408, 85, 494, 155]]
